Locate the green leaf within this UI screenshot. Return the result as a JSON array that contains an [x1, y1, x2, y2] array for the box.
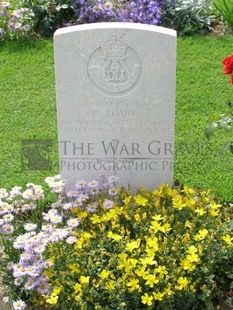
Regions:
[[229, 220, 233, 230], [224, 297, 233, 307], [226, 271, 233, 279], [230, 281, 233, 290], [220, 121, 231, 131], [212, 0, 233, 26], [230, 143, 233, 154], [219, 142, 231, 154], [205, 123, 218, 139]]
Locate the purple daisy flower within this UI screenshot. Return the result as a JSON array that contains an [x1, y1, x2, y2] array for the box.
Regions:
[[67, 218, 80, 228], [108, 188, 118, 196], [13, 299, 27, 310], [24, 223, 37, 232], [66, 236, 77, 244], [103, 199, 114, 210], [1, 223, 14, 234], [86, 202, 98, 213]]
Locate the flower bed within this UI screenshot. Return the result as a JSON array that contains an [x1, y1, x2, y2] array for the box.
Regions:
[[0, 0, 215, 39], [0, 175, 232, 309]]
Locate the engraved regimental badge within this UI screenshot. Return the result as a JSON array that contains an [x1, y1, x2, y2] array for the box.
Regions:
[[87, 39, 141, 95]]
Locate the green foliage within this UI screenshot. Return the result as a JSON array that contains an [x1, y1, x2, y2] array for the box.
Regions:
[[205, 112, 233, 153], [25, 0, 76, 37], [0, 1, 35, 40], [212, 0, 233, 27], [175, 36, 233, 201], [0, 0, 220, 39], [161, 0, 216, 35], [205, 54, 233, 155], [0, 178, 232, 309]]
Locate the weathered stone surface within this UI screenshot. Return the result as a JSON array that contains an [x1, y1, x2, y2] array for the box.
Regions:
[[54, 23, 176, 191]]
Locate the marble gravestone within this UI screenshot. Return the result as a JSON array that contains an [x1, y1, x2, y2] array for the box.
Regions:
[[54, 23, 176, 191]]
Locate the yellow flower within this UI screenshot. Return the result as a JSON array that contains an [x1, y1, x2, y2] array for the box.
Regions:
[[135, 266, 147, 278], [175, 277, 189, 290], [152, 214, 163, 221], [126, 239, 141, 252], [79, 210, 88, 218], [52, 287, 62, 295], [128, 258, 138, 268], [153, 291, 165, 301], [155, 265, 168, 276], [44, 269, 53, 279], [46, 295, 58, 305], [160, 222, 171, 233], [195, 208, 206, 216], [111, 219, 120, 229], [185, 197, 196, 208], [134, 195, 148, 206], [74, 295, 82, 302], [164, 284, 173, 296], [150, 220, 162, 233], [80, 276, 90, 284], [134, 213, 141, 222], [46, 288, 61, 306], [145, 247, 156, 258], [187, 246, 197, 254], [69, 263, 80, 274], [102, 207, 121, 222], [145, 236, 158, 250], [210, 202, 221, 210], [117, 258, 138, 273], [209, 209, 219, 217], [173, 196, 185, 210], [144, 274, 159, 287], [141, 293, 153, 306], [75, 232, 93, 249], [221, 234, 232, 245], [106, 280, 115, 290], [194, 228, 208, 241], [140, 255, 157, 266], [118, 253, 128, 260], [198, 244, 203, 255], [90, 214, 101, 224], [126, 278, 140, 292], [182, 233, 190, 243], [180, 258, 196, 272], [107, 231, 121, 242], [199, 228, 208, 239], [185, 220, 194, 229], [98, 269, 111, 280], [155, 265, 167, 280], [123, 196, 132, 206], [186, 246, 199, 263], [73, 283, 82, 293], [120, 302, 127, 307], [182, 186, 195, 195]]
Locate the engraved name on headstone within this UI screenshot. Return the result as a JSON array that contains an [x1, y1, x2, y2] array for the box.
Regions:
[[54, 23, 176, 191]]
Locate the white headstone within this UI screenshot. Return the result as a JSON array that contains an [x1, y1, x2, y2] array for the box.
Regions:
[[54, 23, 176, 191]]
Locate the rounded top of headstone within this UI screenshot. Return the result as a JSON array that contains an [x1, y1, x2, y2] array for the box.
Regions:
[[54, 22, 177, 38]]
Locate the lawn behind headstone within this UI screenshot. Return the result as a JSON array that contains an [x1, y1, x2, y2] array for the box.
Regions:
[[0, 35, 232, 201]]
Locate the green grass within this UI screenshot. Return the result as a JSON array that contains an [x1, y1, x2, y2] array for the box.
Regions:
[[0, 35, 233, 201], [175, 35, 233, 201]]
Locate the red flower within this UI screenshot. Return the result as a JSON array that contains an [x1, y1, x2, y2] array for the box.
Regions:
[[222, 55, 233, 84]]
